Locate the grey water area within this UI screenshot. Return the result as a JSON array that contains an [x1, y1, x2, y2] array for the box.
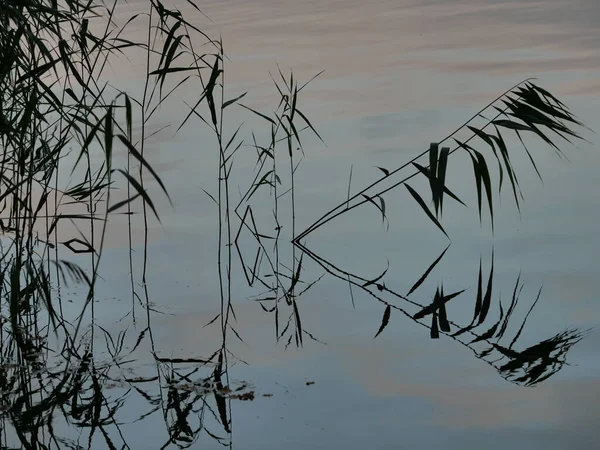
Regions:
[[6, 0, 600, 449]]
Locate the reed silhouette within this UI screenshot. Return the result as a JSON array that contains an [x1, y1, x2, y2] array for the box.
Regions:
[[0, 0, 592, 448]]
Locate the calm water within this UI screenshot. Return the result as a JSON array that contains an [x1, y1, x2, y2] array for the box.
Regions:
[[4, 0, 600, 448]]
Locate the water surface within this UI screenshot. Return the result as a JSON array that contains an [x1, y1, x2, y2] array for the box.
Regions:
[[4, 1, 600, 449]]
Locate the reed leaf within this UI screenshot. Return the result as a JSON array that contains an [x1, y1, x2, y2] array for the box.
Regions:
[[374, 304, 391, 338], [407, 244, 449, 296], [405, 184, 449, 238]]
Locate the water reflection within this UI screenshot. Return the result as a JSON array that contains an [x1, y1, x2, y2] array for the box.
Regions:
[[0, 241, 587, 448], [1, 81, 590, 450], [1, 1, 597, 448], [0, 287, 238, 449], [296, 240, 586, 387]]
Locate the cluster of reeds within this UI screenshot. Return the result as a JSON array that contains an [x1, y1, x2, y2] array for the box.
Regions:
[[0, 0, 593, 447], [0, 0, 226, 447]]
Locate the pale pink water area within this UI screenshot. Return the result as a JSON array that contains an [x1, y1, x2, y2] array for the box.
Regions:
[[110, 0, 600, 117]]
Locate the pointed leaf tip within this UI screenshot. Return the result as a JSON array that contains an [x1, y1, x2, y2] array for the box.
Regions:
[[374, 305, 391, 338]]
